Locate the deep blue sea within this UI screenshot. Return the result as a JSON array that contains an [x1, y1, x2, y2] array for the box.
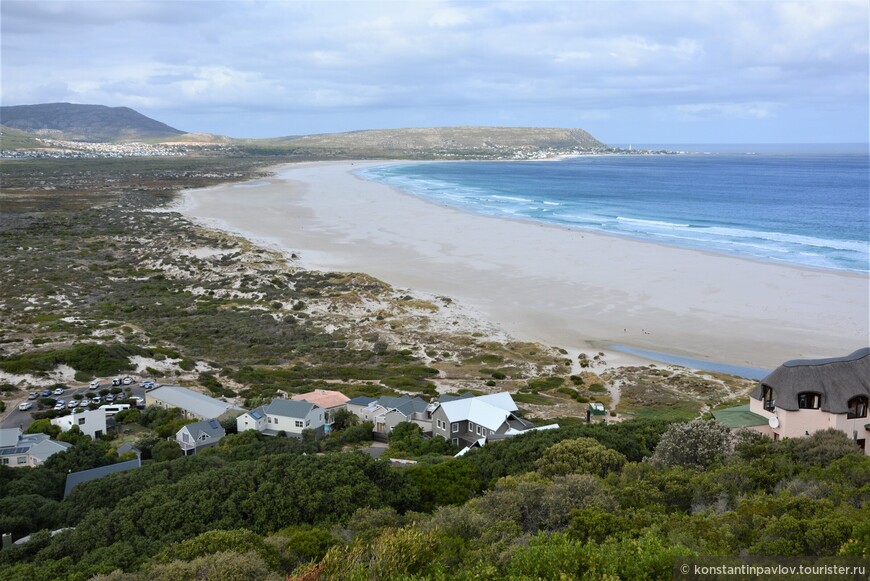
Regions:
[[358, 147, 869, 273]]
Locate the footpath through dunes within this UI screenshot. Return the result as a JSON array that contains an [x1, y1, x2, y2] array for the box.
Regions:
[[181, 160, 870, 371]]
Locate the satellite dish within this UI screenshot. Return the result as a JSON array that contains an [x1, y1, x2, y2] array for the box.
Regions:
[[768, 416, 780, 429]]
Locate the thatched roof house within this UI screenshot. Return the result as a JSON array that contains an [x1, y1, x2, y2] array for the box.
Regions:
[[751, 347, 870, 414]]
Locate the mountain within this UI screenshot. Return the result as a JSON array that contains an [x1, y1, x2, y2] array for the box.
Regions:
[[0, 103, 184, 142], [256, 126, 607, 156]]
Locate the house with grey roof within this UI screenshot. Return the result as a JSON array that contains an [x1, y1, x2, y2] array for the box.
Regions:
[[63, 459, 140, 499], [176, 419, 226, 455], [375, 395, 432, 434], [0, 428, 72, 468], [715, 348, 869, 455], [237, 398, 325, 438], [431, 392, 555, 450], [145, 385, 244, 421]]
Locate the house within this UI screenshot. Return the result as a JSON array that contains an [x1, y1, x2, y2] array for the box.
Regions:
[[237, 398, 325, 438], [51, 408, 107, 439], [63, 459, 140, 498], [291, 389, 350, 429], [430, 392, 544, 448], [145, 385, 244, 421], [346, 396, 380, 422], [713, 347, 870, 454], [176, 419, 226, 455], [0, 428, 72, 468], [345, 395, 431, 436]]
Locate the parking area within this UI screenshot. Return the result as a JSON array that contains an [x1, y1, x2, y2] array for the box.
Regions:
[[0, 377, 154, 431]]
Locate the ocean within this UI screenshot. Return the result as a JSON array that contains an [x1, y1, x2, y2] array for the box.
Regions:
[[357, 148, 869, 273]]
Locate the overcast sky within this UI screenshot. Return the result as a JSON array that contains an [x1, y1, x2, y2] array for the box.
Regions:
[[2, 0, 868, 143]]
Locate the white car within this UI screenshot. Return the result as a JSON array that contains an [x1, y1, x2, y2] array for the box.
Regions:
[[80, 398, 91, 406], [53, 387, 65, 396], [112, 378, 121, 386], [67, 400, 78, 408], [53, 403, 64, 411], [130, 396, 145, 408], [18, 402, 33, 411], [91, 396, 102, 404], [122, 377, 133, 386], [89, 381, 100, 390], [105, 394, 115, 402]]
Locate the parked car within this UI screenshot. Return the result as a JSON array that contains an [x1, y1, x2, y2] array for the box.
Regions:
[[89, 380, 100, 390], [142, 381, 156, 390], [122, 377, 133, 386], [105, 394, 115, 402], [67, 400, 78, 409], [41, 389, 52, 397], [28, 392, 38, 400], [80, 398, 91, 406], [18, 402, 33, 411], [130, 396, 145, 408], [112, 378, 121, 386], [91, 395, 102, 404], [53, 387, 64, 396], [53, 403, 65, 411]]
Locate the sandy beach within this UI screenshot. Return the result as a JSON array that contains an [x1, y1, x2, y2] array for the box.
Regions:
[[180, 160, 869, 371]]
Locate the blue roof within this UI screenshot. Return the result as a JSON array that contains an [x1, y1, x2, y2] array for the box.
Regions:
[[64, 459, 140, 499], [250, 410, 263, 420], [208, 419, 219, 429], [347, 396, 376, 406]]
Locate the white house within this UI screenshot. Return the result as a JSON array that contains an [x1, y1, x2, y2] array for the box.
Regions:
[[430, 392, 555, 450], [52, 408, 108, 439], [176, 419, 226, 455], [0, 428, 71, 468], [237, 398, 325, 438]]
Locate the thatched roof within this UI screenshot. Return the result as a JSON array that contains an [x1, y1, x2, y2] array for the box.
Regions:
[[751, 348, 870, 413]]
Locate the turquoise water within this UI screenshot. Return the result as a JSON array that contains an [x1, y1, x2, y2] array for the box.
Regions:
[[358, 151, 870, 272]]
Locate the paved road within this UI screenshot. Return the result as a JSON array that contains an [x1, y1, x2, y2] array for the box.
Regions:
[[1, 380, 149, 431]]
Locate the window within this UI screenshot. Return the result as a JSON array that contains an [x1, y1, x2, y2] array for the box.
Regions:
[[182, 433, 190, 443], [469, 422, 475, 431], [305, 420, 310, 427], [17, 457, 26, 465], [199, 434, 208, 441], [797, 392, 821, 410], [1, 458, 8, 465], [452, 423, 459, 433], [452, 438, 459, 445], [78, 418, 86, 425], [476, 425, 482, 436], [295, 420, 304, 428], [762, 385, 776, 412], [847, 396, 868, 419]]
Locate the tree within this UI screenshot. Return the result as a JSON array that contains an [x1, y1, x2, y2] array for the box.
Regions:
[[151, 440, 183, 462], [25, 419, 61, 438], [535, 437, 627, 478], [330, 408, 358, 432], [648, 419, 733, 470]]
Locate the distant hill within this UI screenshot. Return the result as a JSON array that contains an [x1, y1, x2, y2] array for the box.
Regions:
[[255, 126, 607, 157], [0, 103, 184, 142]]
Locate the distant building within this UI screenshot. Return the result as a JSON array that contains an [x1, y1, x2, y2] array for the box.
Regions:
[[52, 408, 107, 439], [176, 419, 226, 455], [0, 428, 71, 468], [145, 385, 244, 421], [714, 348, 869, 455], [291, 389, 350, 428], [237, 398, 325, 438]]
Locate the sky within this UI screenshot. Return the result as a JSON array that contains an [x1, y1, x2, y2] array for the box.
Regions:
[[1, 0, 868, 144]]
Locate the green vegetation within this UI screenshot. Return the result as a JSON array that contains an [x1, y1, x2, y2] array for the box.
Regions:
[[0, 418, 866, 579]]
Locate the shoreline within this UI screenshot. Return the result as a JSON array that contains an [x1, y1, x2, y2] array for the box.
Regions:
[[179, 160, 869, 371]]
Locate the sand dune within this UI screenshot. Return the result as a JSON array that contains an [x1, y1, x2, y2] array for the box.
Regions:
[[181, 160, 869, 370]]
